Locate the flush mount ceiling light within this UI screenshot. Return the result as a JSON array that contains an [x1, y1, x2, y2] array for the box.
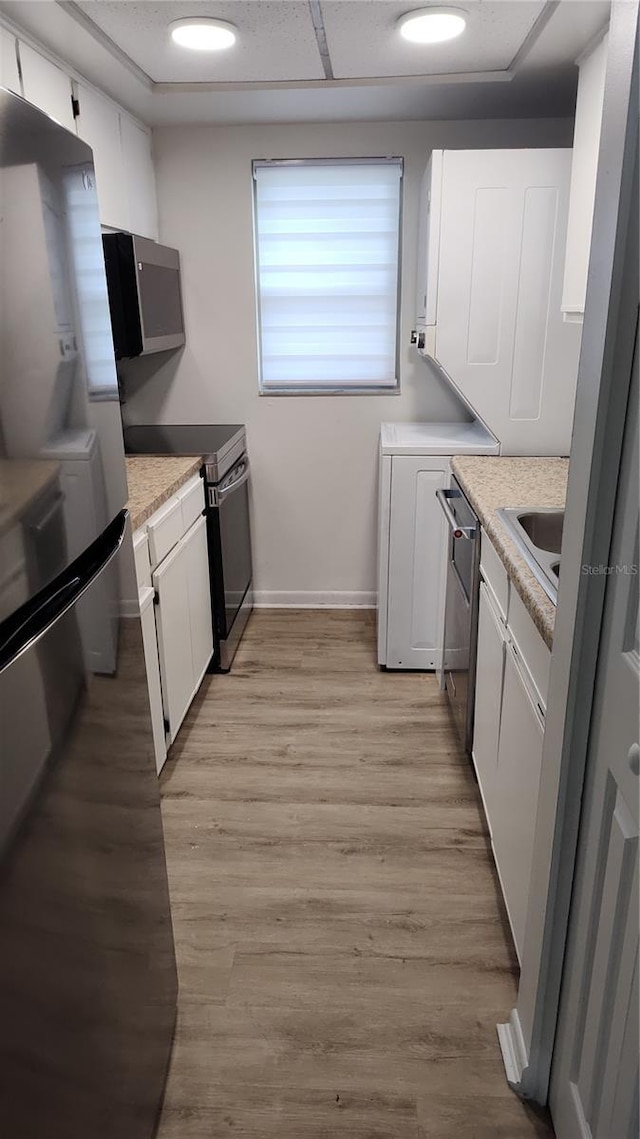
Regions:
[[398, 7, 467, 44], [170, 17, 237, 50]]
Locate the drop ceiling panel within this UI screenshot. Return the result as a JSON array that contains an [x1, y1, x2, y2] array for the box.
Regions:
[[322, 0, 547, 79], [74, 0, 325, 82]]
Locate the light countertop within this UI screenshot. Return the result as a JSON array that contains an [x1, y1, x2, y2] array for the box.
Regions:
[[126, 455, 203, 531], [451, 455, 569, 648]]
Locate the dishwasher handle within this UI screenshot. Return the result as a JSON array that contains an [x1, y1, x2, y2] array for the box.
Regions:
[[436, 488, 478, 540]]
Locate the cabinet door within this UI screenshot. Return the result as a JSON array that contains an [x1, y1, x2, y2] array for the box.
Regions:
[[435, 149, 579, 455], [19, 42, 75, 131], [0, 28, 20, 94], [183, 515, 214, 686], [139, 587, 168, 774], [152, 538, 194, 743], [415, 151, 443, 327], [492, 641, 545, 961], [75, 84, 128, 230], [120, 115, 158, 240], [386, 456, 447, 669], [472, 582, 506, 830]]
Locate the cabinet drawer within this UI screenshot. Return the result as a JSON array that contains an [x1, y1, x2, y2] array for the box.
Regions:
[[480, 532, 509, 622], [179, 473, 204, 533], [147, 496, 184, 571], [508, 587, 551, 711]]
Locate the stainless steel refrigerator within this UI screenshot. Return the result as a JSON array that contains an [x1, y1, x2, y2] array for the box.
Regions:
[[0, 90, 177, 1136]]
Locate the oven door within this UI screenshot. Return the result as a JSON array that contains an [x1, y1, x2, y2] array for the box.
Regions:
[[209, 456, 253, 643], [437, 483, 480, 752]]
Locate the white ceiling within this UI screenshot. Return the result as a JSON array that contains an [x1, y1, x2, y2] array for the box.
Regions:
[[0, 0, 611, 125]]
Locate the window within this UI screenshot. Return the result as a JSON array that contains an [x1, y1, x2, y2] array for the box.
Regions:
[[252, 158, 403, 394]]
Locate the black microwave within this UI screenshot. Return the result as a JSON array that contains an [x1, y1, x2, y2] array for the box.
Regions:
[[102, 233, 185, 359]]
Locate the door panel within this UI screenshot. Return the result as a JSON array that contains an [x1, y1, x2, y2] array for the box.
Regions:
[[492, 642, 545, 961], [550, 340, 639, 1139], [472, 582, 507, 829], [152, 538, 193, 742], [387, 457, 447, 669], [184, 515, 214, 687]]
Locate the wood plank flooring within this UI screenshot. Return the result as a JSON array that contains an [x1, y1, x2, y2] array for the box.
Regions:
[[156, 609, 554, 1138]]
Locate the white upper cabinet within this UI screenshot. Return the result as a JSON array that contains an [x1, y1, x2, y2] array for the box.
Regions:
[[0, 27, 20, 94], [561, 31, 609, 322], [18, 41, 75, 132], [416, 148, 581, 456], [75, 83, 129, 230], [120, 115, 158, 240]]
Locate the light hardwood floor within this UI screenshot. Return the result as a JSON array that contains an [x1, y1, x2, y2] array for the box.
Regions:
[[156, 609, 554, 1138]]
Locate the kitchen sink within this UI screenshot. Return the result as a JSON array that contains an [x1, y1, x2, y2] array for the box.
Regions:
[[496, 507, 564, 605]]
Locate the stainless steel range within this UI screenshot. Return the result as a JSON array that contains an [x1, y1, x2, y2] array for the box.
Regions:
[[124, 424, 253, 671]]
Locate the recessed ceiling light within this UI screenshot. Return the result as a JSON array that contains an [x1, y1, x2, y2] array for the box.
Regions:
[[398, 7, 467, 44], [170, 18, 237, 51]]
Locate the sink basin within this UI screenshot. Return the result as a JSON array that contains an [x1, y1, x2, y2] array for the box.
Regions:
[[496, 507, 564, 605], [516, 510, 564, 555]]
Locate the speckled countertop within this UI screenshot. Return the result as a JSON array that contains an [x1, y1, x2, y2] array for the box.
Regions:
[[0, 459, 61, 536], [451, 456, 569, 648], [126, 455, 203, 531]]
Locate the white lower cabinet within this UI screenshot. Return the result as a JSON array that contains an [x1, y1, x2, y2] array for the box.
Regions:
[[472, 582, 507, 829], [491, 642, 545, 961], [139, 585, 168, 774], [383, 455, 448, 669], [472, 532, 549, 962], [153, 515, 213, 744]]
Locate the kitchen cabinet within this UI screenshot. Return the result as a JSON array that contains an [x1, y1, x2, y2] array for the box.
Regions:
[[153, 515, 213, 742], [120, 114, 158, 240], [18, 41, 75, 132], [384, 454, 448, 670], [0, 28, 20, 94], [133, 531, 167, 774], [492, 641, 545, 961], [472, 531, 550, 962], [472, 581, 507, 830], [561, 32, 609, 322], [75, 83, 129, 230], [415, 148, 581, 455]]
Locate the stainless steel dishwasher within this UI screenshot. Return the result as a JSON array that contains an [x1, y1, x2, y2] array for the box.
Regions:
[[436, 478, 481, 753]]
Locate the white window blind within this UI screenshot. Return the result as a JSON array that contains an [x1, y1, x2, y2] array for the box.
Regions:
[[253, 159, 402, 392]]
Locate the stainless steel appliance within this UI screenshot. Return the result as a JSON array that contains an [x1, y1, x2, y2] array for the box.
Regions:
[[0, 90, 177, 1137], [436, 478, 481, 752], [123, 424, 253, 671], [102, 233, 185, 358]]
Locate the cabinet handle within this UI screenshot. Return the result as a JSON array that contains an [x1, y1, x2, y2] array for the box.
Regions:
[[628, 743, 640, 776]]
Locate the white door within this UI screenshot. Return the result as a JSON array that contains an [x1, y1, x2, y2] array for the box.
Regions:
[[152, 536, 194, 743], [75, 84, 128, 230], [492, 641, 545, 962], [18, 43, 75, 131], [435, 149, 579, 455], [183, 514, 214, 688], [386, 456, 447, 669], [549, 345, 639, 1139], [472, 581, 507, 830]]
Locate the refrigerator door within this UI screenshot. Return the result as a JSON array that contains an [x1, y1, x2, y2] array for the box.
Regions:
[[0, 89, 128, 613], [0, 512, 178, 1137]]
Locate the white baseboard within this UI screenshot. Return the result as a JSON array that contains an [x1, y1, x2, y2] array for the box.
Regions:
[[497, 1008, 529, 1090], [252, 591, 376, 609]]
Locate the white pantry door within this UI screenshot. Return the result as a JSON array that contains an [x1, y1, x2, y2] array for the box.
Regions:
[[549, 339, 639, 1138]]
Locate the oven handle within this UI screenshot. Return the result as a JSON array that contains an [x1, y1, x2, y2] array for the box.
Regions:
[[208, 461, 250, 508], [436, 488, 478, 540]]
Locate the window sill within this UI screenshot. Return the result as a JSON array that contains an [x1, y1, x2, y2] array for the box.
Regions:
[[259, 386, 401, 397]]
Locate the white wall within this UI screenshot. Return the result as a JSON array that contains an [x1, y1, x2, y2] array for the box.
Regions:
[[121, 117, 573, 604]]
